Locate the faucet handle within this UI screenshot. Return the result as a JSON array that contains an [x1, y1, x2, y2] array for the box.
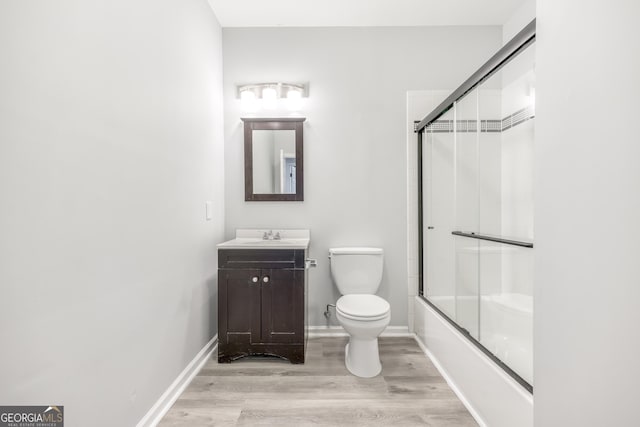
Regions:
[[274, 231, 281, 240], [262, 231, 269, 240]]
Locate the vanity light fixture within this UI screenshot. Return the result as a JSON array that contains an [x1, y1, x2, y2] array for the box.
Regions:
[[237, 82, 307, 111], [262, 87, 277, 109]]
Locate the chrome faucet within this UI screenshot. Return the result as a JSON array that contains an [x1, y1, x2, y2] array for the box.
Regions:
[[262, 230, 281, 240]]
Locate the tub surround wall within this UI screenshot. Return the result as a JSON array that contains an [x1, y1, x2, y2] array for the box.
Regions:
[[223, 26, 502, 328], [406, 90, 452, 331], [0, 1, 225, 426]]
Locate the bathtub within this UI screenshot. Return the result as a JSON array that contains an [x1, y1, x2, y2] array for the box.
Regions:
[[481, 293, 532, 383], [414, 295, 533, 427]]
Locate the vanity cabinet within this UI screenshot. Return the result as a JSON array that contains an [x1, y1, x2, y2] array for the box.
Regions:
[[218, 249, 307, 363]]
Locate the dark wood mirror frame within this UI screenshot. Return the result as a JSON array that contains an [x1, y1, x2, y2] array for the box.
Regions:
[[242, 117, 306, 201]]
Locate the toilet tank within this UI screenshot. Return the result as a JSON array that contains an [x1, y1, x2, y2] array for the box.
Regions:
[[329, 247, 384, 294]]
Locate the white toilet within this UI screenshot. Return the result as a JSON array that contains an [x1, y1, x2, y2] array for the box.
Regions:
[[329, 247, 390, 378]]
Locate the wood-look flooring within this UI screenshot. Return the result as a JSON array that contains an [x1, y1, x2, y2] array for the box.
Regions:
[[158, 337, 478, 426]]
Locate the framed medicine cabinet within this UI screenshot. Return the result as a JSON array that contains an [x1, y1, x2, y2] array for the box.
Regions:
[[242, 117, 305, 201]]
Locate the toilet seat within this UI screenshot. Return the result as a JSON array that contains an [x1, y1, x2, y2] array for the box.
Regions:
[[336, 294, 390, 321]]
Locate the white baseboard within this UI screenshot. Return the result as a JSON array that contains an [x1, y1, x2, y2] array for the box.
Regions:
[[380, 326, 412, 337], [136, 334, 218, 427], [413, 333, 487, 427], [308, 325, 411, 337]]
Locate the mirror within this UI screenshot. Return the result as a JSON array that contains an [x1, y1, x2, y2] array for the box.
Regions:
[[242, 117, 305, 201]]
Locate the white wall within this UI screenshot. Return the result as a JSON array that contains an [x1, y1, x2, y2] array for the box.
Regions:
[[535, 1, 640, 425], [503, 0, 536, 44], [0, 1, 225, 426], [223, 26, 502, 327]]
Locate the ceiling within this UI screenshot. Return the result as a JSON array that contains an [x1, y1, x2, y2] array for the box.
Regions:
[[207, 0, 527, 27]]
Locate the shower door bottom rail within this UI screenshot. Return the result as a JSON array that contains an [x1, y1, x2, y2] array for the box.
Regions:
[[451, 231, 534, 248], [420, 295, 534, 394]]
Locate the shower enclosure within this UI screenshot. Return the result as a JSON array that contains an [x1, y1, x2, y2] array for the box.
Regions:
[[417, 21, 535, 391]]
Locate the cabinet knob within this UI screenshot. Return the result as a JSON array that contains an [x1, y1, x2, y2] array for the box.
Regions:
[[251, 276, 259, 283], [262, 276, 270, 283]]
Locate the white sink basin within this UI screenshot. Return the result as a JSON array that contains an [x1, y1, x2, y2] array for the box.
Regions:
[[217, 229, 310, 250], [235, 239, 296, 245]]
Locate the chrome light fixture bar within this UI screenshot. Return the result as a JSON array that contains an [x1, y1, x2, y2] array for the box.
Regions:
[[236, 82, 308, 99]]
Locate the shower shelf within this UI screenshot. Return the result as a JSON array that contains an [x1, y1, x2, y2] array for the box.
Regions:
[[451, 231, 533, 248]]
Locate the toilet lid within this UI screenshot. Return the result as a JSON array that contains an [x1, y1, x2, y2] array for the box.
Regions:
[[329, 247, 383, 255], [336, 295, 390, 319]]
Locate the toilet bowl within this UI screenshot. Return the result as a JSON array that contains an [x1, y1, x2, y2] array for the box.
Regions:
[[336, 294, 390, 377], [329, 247, 390, 378]]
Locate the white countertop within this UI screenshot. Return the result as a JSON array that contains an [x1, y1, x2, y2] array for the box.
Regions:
[[217, 229, 310, 250]]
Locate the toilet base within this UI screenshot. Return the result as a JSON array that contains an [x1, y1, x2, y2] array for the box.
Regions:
[[344, 338, 382, 378]]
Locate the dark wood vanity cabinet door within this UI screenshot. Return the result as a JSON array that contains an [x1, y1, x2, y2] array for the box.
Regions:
[[218, 269, 262, 345], [218, 249, 306, 364], [261, 269, 304, 343]]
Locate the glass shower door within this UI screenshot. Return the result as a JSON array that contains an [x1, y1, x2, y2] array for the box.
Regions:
[[454, 90, 480, 339], [423, 109, 455, 319], [476, 44, 536, 385], [420, 40, 536, 389]]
